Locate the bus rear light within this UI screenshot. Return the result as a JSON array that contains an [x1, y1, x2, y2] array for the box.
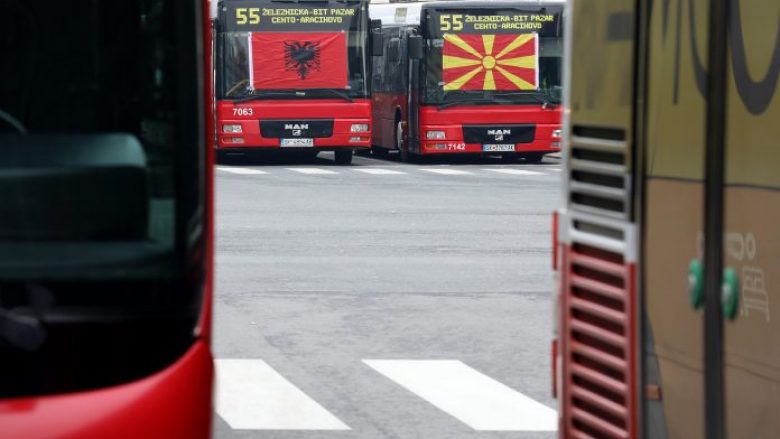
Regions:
[[349, 136, 365, 142], [426, 130, 446, 140], [224, 137, 244, 144], [350, 124, 369, 133], [222, 124, 242, 133]]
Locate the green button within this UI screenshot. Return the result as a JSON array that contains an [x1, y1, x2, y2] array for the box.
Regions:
[[722, 267, 740, 320], [689, 259, 704, 310]]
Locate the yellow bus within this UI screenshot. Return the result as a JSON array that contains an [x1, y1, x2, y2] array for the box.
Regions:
[[552, 0, 780, 437]]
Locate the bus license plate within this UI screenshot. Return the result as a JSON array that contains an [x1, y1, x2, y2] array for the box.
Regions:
[[281, 138, 314, 147], [483, 144, 515, 152]]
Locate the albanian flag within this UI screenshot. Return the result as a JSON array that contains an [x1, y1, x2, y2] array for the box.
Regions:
[[442, 33, 538, 91], [251, 32, 348, 90]]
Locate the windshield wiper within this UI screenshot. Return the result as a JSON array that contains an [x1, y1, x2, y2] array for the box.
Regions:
[[317, 89, 354, 103], [234, 89, 354, 103], [0, 308, 46, 351], [0, 285, 50, 351], [437, 93, 520, 110], [234, 90, 299, 103], [501, 91, 560, 109]]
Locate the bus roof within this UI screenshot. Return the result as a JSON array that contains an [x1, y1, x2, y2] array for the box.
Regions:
[[369, 0, 564, 27]]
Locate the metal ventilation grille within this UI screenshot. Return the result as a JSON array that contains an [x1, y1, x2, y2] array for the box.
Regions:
[[569, 126, 630, 220], [566, 239, 633, 439], [562, 124, 635, 438]]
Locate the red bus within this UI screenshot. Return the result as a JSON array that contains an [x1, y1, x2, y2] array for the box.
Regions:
[[0, 0, 214, 438], [369, 1, 564, 162], [553, 0, 780, 437], [214, 0, 378, 165]]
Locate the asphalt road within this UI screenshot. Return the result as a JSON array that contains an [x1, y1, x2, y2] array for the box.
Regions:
[[213, 150, 561, 439]]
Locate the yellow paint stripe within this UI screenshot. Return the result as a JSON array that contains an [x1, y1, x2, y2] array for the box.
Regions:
[[444, 66, 484, 91], [495, 66, 535, 90], [444, 34, 483, 60], [497, 55, 536, 69], [443, 55, 482, 70], [495, 34, 534, 60], [483, 70, 496, 90], [482, 35, 495, 55]]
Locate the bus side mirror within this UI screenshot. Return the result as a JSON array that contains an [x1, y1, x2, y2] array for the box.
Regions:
[[408, 35, 423, 60], [371, 29, 383, 57]]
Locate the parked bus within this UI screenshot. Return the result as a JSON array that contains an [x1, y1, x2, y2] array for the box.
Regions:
[[214, 0, 377, 165], [369, 1, 564, 162], [552, 0, 780, 437], [0, 0, 214, 437]]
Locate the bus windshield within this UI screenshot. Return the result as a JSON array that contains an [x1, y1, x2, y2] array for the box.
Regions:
[[216, 1, 370, 100], [420, 6, 564, 106], [0, 0, 205, 398]]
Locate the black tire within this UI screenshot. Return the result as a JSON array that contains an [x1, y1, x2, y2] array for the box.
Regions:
[[395, 120, 411, 162], [371, 144, 389, 158], [523, 153, 544, 163], [334, 149, 353, 165], [501, 153, 519, 163]]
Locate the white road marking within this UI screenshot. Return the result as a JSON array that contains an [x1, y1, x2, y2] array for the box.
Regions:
[[420, 168, 474, 176], [364, 359, 557, 431], [354, 168, 407, 175], [217, 167, 269, 175], [215, 359, 350, 431], [548, 168, 562, 172], [482, 169, 544, 176], [287, 168, 339, 175]]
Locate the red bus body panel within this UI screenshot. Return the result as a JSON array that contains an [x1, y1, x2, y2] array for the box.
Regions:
[[417, 105, 562, 155], [217, 98, 372, 150], [0, 341, 213, 439], [371, 92, 407, 149]]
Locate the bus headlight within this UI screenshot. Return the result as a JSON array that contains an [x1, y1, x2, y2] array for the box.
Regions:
[[223, 124, 243, 133], [426, 130, 446, 140], [552, 129, 562, 139], [350, 124, 369, 133]]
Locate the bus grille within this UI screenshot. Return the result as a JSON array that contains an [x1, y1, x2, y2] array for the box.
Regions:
[[562, 125, 636, 439], [568, 126, 630, 220]]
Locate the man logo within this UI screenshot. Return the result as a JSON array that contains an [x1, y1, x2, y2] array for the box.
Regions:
[[487, 129, 510, 142], [292, 130, 302, 136], [285, 123, 309, 130]]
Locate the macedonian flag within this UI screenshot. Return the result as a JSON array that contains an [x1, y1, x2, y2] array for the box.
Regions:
[[442, 33, 538, 91]]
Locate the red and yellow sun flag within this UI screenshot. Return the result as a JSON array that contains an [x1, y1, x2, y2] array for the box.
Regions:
[[442, 33, 538, 91]]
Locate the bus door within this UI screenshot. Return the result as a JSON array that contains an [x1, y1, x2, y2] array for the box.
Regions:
[[719, 1, 780, 437], [642, 0, 780, 437]]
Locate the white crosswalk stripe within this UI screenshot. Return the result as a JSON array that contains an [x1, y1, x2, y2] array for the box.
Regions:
[[364, 359, 557, 431], [482, 169, 544, 176], [354, 168, 407, 175], [215, 359, 350, 431], [215, 358, 557, 432], [287, 167, 339, 175], [217, 167, 269, 175], [420, 168, 475, 176]]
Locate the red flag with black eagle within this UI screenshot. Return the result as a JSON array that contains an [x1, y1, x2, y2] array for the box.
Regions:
[[250, 32, 348, 90]]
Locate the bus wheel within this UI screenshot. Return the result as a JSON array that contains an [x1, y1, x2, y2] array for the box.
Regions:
[[334, 149, 353, 165], [371, 145, 389, 158], [501, 153, 518, 163], [523, 153, 544, 163], [396, 121, 412, 162]]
